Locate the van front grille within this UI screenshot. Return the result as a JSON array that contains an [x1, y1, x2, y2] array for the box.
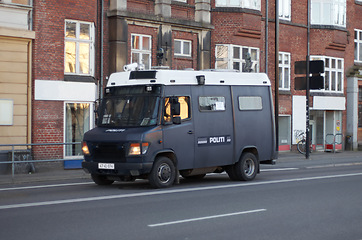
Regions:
[[92, 143, 126, 163]]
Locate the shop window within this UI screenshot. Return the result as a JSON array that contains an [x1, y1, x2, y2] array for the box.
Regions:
[[131, 34, 152, 69], [215, 44, 259, 72], [65, 103, 91, 157], [64, 20, 95, 76]]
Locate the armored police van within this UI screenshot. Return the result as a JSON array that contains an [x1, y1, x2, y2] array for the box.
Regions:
[[82, 67, 277, 188]]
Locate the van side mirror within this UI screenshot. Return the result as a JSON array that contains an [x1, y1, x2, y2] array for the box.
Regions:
[[172, 116, 181, 125], [171, 98, 180, 115]]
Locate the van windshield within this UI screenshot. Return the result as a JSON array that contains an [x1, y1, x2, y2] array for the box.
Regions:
[[99, 96, 160, 127]]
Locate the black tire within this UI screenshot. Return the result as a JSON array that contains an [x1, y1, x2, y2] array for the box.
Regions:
[[232, 152, 258, 181], [148, 157, 176, 188], [91, 174, 114, 185], [297, 139, 306, 154], [226, 165, 238, 181]]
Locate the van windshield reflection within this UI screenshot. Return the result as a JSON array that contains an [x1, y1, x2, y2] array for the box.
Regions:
[[99, 96, 160, 127]]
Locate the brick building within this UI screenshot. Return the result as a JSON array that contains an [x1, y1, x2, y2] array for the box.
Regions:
[[32, 0, 103, 160], [26, 0, 362, 161]]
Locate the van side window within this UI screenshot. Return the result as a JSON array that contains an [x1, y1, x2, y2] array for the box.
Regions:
[[238, 96, 262, 110], [164, 96, 190, 122], [199, 96, 225, 111]]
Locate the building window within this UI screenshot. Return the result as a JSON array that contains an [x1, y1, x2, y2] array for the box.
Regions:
[[131, 34, 152, 69], [64, 20, 95, 75], [359, 87, 362, 102], [279, 0, 291, 20], [174, 39, 192, 57], [311, 0, 346, 27], [311, 56, 344, 93], [279, 52, 291, 90], [65, 103, 92, 157], [355, 29, 362, 63], [215, 44, 259, 72], [215, 0, 261, 10]]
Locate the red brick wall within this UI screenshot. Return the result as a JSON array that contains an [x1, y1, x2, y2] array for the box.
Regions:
[[32, 101, 64, 160], [32, 0, 104, 159]]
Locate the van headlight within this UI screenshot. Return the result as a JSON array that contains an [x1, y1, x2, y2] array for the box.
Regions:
[[82, 142, 90, 155], [128, 142, 149, 156]]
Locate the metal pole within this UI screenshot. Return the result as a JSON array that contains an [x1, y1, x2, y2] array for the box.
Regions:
[[305, 0, 311, 159], [275, 0, 279, 152], [265, 0, 268, 74]]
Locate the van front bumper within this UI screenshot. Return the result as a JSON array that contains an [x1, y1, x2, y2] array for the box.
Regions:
[[82, 162, 153, 176]]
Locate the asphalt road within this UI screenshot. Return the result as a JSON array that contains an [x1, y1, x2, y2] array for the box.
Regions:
[[1, 161, 362, 240]]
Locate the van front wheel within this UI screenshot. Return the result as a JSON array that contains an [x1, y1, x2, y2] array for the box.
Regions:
[[148, 157, 176, 188], [233, 152, 258, 181]]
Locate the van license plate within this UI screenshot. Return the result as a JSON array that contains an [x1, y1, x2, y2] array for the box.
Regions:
[[98, 163, 115, 170]]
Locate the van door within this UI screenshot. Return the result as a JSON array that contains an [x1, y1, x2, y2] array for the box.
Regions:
[[162, 87, 195, 170], [191, 86, 234, 168]]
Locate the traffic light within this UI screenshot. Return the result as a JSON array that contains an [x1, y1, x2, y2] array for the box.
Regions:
[[294, 60, 324, 90]]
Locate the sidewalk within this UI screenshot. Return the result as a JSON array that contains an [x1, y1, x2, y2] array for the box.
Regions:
[[0, 150, 361, 185]]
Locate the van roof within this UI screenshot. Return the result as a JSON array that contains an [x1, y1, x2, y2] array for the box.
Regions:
[[107, 70, 271, 87]]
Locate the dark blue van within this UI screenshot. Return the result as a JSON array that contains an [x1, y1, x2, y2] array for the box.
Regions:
[[82, 69, 277, 188]]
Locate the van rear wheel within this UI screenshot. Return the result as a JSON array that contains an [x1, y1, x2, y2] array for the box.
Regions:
[[91, 174, 114, 185], [232, 152, 258, 181], [148, 157, 176, 188]]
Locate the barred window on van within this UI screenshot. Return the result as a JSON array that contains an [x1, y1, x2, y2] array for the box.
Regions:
[[238, 96, 262, 110], [199, 96, 225, 111]]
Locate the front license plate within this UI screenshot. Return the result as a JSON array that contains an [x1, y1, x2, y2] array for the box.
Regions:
[[98, 163, 115, 170]]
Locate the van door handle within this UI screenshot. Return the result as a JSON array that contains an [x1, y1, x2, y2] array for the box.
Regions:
[[188, 130, 193, 134]]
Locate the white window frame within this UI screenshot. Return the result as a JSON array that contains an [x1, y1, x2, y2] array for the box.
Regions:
[[279, 0, 291, 21], [215, 0, 261, 10], [63, 102, 94, 159], [311, 56, 344, 93], [311, 0, 346, 27], [215, 44, 260, 72], [174, 39, 192, 57], [64, 20, 95, 76], [279, 52, 291, 90], [131, 34, 152, 70], [355, 29, 362, 63]]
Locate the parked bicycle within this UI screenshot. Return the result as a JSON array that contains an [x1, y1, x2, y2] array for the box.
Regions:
[[296, 132, 313, 155]]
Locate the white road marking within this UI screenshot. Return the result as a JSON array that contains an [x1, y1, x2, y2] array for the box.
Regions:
[[0, 182, 93, 192], [261, 168, 298, 172], [1, 172, 362, 210], [148, 209, 266, 227]]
